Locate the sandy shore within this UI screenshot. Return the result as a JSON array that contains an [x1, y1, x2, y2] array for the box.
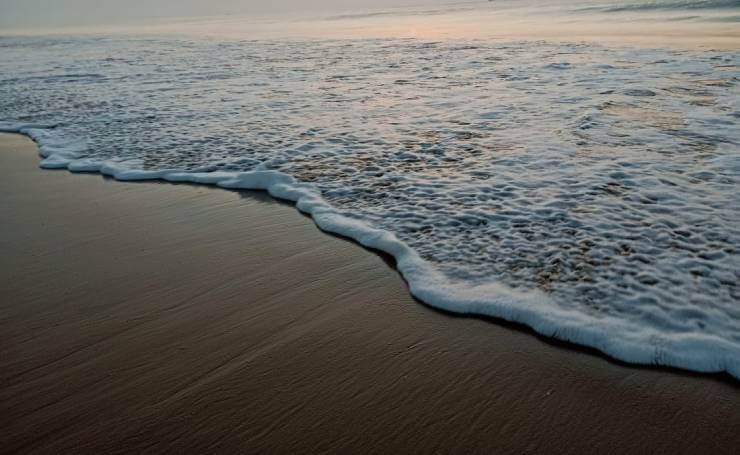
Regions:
[[1, 132, 738, 453]]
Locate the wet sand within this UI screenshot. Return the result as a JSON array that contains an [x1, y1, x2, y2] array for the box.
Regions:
[[1, 132, 739, 453]]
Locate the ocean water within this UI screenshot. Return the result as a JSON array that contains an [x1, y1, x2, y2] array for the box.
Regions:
[[1, 0, 739, 377]]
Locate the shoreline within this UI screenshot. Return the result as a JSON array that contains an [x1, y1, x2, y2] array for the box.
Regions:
[[2, 132, 740, 452], [9, 121, 740, 379]]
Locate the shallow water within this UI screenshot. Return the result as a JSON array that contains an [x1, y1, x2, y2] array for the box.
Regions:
[[1, 1, 739, 377]]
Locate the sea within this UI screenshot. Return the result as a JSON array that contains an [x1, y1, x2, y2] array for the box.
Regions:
[[1, 0, 739, 377]]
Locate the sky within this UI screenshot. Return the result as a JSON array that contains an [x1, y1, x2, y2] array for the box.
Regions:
[[0, 0, 456, 29]]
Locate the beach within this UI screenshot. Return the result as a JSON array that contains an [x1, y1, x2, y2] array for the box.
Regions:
[[3, 30, 739, 376], [2, 132, 739, 452]]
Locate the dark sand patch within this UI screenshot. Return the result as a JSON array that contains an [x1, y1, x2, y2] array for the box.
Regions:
[[1, 133, 738, 453]]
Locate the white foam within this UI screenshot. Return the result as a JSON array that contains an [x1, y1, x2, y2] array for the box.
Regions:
[[4, 119, 739, 379], [2, 37, 739, 379]]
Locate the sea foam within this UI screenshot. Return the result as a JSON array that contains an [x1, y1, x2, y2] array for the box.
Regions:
[[1, 36, 739, 378]]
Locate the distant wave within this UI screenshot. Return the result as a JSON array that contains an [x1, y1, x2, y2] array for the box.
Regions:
[[324, 6, 476, 21], [324, 0, 740, 23], [577, 0, 739, 13]]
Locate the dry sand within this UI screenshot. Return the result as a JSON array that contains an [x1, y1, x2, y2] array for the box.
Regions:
[[1, 132, 739, 453]]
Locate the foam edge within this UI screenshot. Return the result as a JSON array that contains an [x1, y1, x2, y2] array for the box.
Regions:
[[3, 123, 738, 380]]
